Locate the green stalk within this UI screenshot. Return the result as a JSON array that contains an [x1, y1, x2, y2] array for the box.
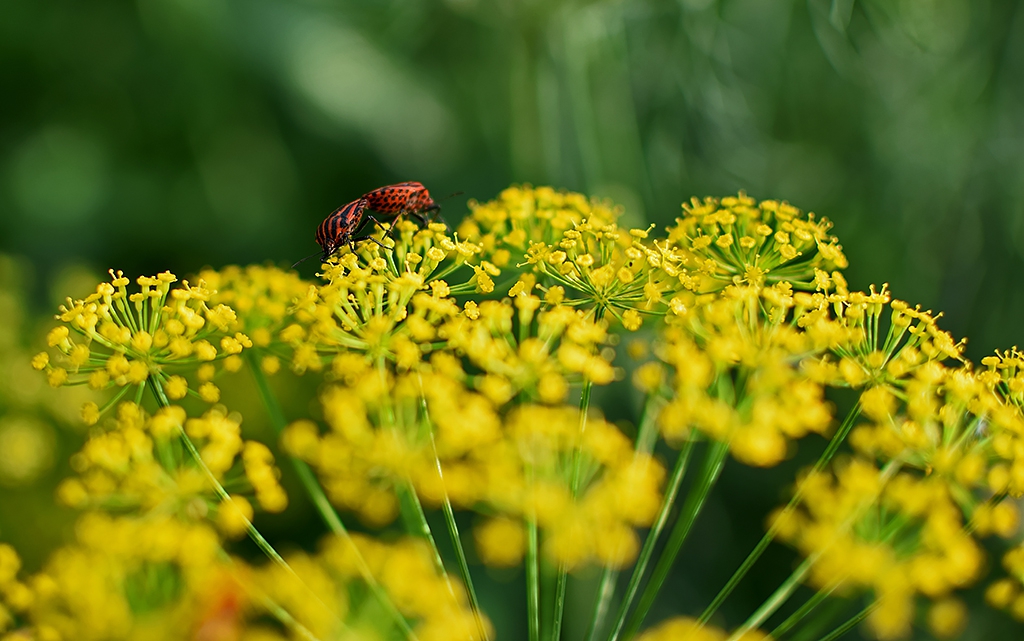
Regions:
[[149, 377, 286, 568], [618, 439, 730, 640], [245, 354, 415, 639], [605, 437, 696, 641], [788, 597, 854, 641], [584, 567, 617, 641], [415, 379, 489, 641], [818, 603, 874, 641], [440, 494, 488, 640], [769, 586, 834, 638], [725, 556, 814, 640], [377, 363, 460, 615], [396, 482, 460, 603], [699, 404, 861, 624], [527, 518, 541, 641], [733, 457, 900, 641], [246, 353, 348, 534], [550, 378, 595, 641], [147, 377, 340, 629], [585, 395, 665, 641]]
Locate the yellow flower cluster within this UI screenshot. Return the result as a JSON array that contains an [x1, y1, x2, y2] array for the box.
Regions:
[[23, 186, 1024, 641], [0, 514, 227, 641], [461, 186, 694, 329], [772, 458, 980, 640], [0, 543, 29, 635], [520, 220, 679, 327], [200, 264, 314, 376], [32, 270, 251, 424], [956, 348, 1024, 622], [848, 367, 990, 490], [292, 225, 623, 399], [55, 402, 286, 538], [3, 517, 489, 641], [283, 369, 664, 569], [656, 284, 834, 466], [812, 276, 964, 389], [458, 185, 621, 269], [250, 534, 489, 640], [284, 223, 485, 373], [445, 288, 617, 396], [751, 280, 1024, 638], [664, 192, 847, 292]]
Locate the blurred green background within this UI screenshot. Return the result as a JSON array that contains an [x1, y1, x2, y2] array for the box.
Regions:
[[3, 0, 1024, 638], [3, 0, 1024, 361]]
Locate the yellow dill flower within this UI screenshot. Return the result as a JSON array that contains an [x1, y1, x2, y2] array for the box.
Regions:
[[927, 598, 968, 639], [200, 264, 317, 376], [474, 517, 526, 567], [217, 494, 254, 539], [774, 457, 984, 639], [5, 513, 229, 641], [56, 402, 286, 530], [663, 192, 847, 293], [519, 219, 681, 327], [292, 224, 478, 371], [459, 185, 621, 264], [820, 283, 965, 389], [440, 298, 618, 396], [284, 370, 664, 569], [657, 284, 833, 466], [247, 533, 490, 640], [847, 364, 996, 493], [35, 270, 251, 422]]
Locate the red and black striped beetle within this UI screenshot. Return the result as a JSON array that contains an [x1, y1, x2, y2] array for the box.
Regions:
[[297, 182, 444, 267]]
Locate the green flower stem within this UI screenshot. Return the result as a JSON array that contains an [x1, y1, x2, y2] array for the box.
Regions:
[[698, 403, 862, 624], [245, 355, 416, 640], [246, 353, 349, 533], [527, 517, 541, 641], [149, 377, 285, 568], [397, 481, 457, 596], [216, 549, 326, 641], [731, 457, 901, 640], [618, 438, 730, 640], [440, 493, 489, 641], [725, 556, 814, 641], [818, 403, 862, 468], [584, 394, 668, 641], [147, 376, 340, 630], [769, 586, 835, 638], [415, 379, 489, 641], [818, 603, 875, 641], [584, 567, 617, 641], [788, 597, 854, 641], [551, 374, 597, 641], [379, 368, 460, 613]]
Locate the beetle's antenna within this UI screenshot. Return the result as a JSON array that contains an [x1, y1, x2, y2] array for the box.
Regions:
[[291, 251, 321, 269]]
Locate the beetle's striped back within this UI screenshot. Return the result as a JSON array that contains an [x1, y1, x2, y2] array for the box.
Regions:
[[316, 198, 367, 259], [363, 182, 436, 215]]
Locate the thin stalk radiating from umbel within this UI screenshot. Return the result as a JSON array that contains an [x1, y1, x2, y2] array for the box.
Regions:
[[550, 377, 595, 641], [245, 353, 416, 640], [584, 394, 666, 641], [698, 404, 862, 625], [617, 439, 730, 640], [147, 376, 346, 636]]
